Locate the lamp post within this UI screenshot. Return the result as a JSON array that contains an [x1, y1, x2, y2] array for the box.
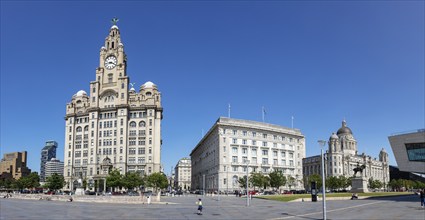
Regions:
[[246, 160, 250, 207], [318, 140, 327, 220]]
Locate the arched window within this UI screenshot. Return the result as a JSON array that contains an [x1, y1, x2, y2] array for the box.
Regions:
[[146, 92, 152, 96], [76, 127, 82, 132], [84, 126, 89, 131], [129, 121, 136, 128], [139, 121, 146, 127]]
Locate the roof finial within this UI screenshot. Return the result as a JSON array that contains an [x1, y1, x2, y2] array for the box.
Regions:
[[111, 17, 119, 25]]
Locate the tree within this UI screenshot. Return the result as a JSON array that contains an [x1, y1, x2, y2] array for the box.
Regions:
[[123, 172, 144, 191], [306, 174, 322, 190], [45, 173, 65, 191], [250, 172, 266, 190], [146, 173, 168, 192], [326, 176, 339, 191], [238, 176, 247, 189], [146, 172, 168, 202], [106, 169, 123, 191], [269, 170, 286, 191]]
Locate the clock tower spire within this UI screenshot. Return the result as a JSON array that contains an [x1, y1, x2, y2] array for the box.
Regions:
[[91, 18, 129, 108]]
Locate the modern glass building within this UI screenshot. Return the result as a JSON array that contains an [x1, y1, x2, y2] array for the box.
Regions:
[[40, 141, 58, 182], [388, 129, 425, 174]]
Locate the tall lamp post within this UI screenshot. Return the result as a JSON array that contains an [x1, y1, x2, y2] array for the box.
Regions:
[[318, 140, 327, 220], [246, 160, 250, 207]]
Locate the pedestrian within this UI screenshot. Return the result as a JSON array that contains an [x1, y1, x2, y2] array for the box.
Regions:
[[196, 198, 203, 215], [420, 189, 425, 208]]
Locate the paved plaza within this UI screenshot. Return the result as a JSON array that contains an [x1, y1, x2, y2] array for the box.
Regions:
[[1, 194, 424, 219]]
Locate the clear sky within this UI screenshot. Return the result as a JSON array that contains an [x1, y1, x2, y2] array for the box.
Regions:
[[1, 1, 424, 175]]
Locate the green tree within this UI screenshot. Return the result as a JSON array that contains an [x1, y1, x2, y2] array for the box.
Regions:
[[146, 172, 168, 192], [146, 172, 168, 202], [269, 170, 286, 191], [250, 172, 266, 190], [45, 173, 65, 191], [123, 172, 144, 191], [306, 174, 323, 190], [106, 169, 123, 191], [326, 176, 339, 191], [238, 176, 247, 189]]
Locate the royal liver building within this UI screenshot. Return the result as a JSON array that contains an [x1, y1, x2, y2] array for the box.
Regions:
[[63, 20, 163, 192], [303, 120, 390, 188]]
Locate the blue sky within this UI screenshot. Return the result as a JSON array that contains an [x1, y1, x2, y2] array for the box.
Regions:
[[1, 1, 424, 175]]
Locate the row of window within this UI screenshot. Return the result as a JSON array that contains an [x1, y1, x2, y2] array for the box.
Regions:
[[228, 146, 296, 158], [228, 156, 295, 166], [223, 129, 301, 143], [228, 138, 299, 149]]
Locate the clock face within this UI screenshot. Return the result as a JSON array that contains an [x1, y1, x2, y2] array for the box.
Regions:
[[105, 56, 117, 69]]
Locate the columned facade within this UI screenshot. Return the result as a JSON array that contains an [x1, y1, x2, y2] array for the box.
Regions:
[[63, 21, 163, 192]]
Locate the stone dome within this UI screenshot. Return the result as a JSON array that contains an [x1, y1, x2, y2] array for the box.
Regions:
[[337, 120, 353, 135], [111, 25, 119, 30], [330, 133, 339, 140], [141, 81, 156, 89], [75, 90, 87, 97]]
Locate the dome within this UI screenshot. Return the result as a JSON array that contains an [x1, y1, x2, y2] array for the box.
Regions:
[[336, 120, 353, 135], [75, 90, 87, 97], [141, 81, 156, 89], [330, 133, 339, 140], [111, 25, 119, 30], [130, 87, 135, 92]]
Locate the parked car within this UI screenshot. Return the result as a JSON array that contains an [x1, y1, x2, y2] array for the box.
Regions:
[[128, 191, 140, 196]]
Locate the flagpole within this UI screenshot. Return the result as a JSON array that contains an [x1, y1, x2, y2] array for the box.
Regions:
[[291, 116, 294, 129], [262, 106, 265, 122]]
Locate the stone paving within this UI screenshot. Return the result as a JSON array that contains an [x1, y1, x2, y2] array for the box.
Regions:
[[1, 194, 424, 219]]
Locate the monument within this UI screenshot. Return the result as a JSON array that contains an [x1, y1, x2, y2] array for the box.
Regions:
[[351, 162, 369, 193], [75, 173, 85, 195]]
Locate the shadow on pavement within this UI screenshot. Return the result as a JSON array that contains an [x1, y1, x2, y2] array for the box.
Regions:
[[364, 194, 419, 202]]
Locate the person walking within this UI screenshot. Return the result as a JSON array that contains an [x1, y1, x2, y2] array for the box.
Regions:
[[196, 198, 203, 215], [420, 189, 425, 208]]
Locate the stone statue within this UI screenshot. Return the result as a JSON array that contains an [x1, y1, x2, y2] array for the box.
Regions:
[[353, 162, 366, 177]]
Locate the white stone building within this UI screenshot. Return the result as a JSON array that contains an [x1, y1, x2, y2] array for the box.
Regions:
[[190, 117, 306, 193], [174, 157, 191, 190], [63, 21, 163, 192], [303, 120, 390, 189]]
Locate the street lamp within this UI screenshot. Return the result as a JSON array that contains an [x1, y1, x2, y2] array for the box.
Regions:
[[245, 160, 250, 207], [318, 140, 327, 220]]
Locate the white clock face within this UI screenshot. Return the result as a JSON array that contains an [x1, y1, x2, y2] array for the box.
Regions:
[[105, 56, 117, 69]]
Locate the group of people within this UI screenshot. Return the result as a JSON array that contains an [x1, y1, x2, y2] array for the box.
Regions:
[[3, 193, 12, 198]]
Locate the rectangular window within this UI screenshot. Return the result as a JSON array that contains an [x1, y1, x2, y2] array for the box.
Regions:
[[252, 132, 256, 137], [138, 157, 145, 164], [262, 149, 268, 156], [251, 148, 257, 155], [243, 131, 247, 136], [281, 151, 286, 157], [406, 143, 425, 162], [233, 130, 237, 135], [233, 166, 238, 172], [242, 148, 247, 154], [232, 156, 238, 163], [138, 147, 145, 154], [232, 138, 237, 144], [281, 159, 286, 165], [242, 156, 248, 163], [263, 133, 267, 139], [273, 151, 278, 157], [242, 139, 247, 145], [129, 148, 136, 155], [273, 159, 278, 165], [262, 158, 268, 165], [232, 147, 238, 154], [263, 141, 267, 147], [251, 157, 257, 164]]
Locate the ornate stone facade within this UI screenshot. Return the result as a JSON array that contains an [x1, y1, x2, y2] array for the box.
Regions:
[[63, 22, 163, 192], [303, 120, 390, 189], [191, 117, 306, 193]]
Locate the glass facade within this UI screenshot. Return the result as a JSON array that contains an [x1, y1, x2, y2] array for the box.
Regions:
[[405, 142, 425, 162]]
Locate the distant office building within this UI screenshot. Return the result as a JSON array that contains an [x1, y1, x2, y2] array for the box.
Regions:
[[303, 120, 390, 188], [174, 157, 191, 190], [40, 141, 58, 182], [388, 129, 425, 174], [191, 117, 306, 193], [45, 158, 64, 179], [63, 21, 163, 192], [0, 151, 31, 180]]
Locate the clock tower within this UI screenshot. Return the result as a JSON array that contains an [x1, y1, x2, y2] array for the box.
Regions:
[[64, 19, 163, 193]]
